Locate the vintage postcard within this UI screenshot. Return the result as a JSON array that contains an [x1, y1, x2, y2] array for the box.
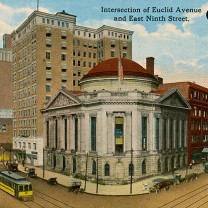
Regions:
[[0, 0, 208, 207]]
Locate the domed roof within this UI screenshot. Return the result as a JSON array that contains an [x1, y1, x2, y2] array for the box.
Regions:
[[82, 58, 157, 80]]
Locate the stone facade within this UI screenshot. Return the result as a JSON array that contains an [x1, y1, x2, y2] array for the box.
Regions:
[[42, 88, 189, 183]]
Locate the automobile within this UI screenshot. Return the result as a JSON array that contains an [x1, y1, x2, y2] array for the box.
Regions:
[[150, 178, 170, 193], [204, 162, 208, 173], [6, 162, 18, 172], [28, 168, 37, 178]]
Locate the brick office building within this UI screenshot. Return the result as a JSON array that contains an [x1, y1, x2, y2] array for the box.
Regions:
[[158, 82, 208, 163], [0, 34, 13, 150]]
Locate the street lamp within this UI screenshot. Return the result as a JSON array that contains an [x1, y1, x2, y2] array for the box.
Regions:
[[84, 152, 89, 191], [43, 147, 50, 178], [130, 148, 133, 194], [85, 151, 99, 193]]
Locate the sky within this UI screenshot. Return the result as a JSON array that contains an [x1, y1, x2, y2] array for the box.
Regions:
[[0, 0, 207, 87]]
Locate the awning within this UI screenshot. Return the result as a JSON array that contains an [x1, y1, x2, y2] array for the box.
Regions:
[[202, 148, 208, 153]]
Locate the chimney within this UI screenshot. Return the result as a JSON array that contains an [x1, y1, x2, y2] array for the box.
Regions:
[[146, 57, 154, 75]]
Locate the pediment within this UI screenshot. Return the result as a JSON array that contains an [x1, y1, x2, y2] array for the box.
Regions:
[[45, 90, 80, 110], [156, 89, 190, 109]]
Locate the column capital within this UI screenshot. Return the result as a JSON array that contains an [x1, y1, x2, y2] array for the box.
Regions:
[[78, 113, 85, 118], [125, 111, 132, 117], [90, 113, 97, 117], [106, 111, 113, 117]]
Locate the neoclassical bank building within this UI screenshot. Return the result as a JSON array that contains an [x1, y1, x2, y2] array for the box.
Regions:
[[42, 57, 190, 183]]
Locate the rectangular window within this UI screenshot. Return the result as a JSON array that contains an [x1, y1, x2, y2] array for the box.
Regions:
[[33, 143, 36, 150], [46, 52, 50, 60], [155, 118, 159, 150], [46, 96, 51, 101], [0, 124, 6, 132], [61, 54, 66, 61], [142, 117, 147, 150], [91, 117, 96, 151], [46, 84, 51, 92], [111, 51, 115, 57], [115, 117, 124, 155]]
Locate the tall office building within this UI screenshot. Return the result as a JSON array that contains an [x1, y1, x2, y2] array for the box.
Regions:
[[0, 34, 13, 150], [11, 10, 133, 165]]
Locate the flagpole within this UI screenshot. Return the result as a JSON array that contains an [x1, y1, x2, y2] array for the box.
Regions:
[[37, 0, 39, 11], [118, 35, 122, 91]]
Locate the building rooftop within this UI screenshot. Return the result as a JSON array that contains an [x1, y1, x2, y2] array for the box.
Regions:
[[82, 58, 157, 80]]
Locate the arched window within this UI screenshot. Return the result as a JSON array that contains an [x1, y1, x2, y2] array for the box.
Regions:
[[92, 160, 96, 175], [165, 157, 168, 172], [183, 154, 186, 166], [104, 164, 110, 176], [72, 157, 76, 173], [158, 159, 161, 172], [129, 163, 134, 176], [142, 160, 146, 174], [53, 154, 56, 169], [177, 155, 180, 168]]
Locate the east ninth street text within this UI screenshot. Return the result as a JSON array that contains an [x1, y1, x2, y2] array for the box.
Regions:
[[114, 15, 189, 22]]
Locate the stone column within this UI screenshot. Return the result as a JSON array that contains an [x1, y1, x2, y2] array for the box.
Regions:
[[106, 112, 113, 154], [57, 116, 62, 150], [66, 116, 70, 151], [131, 110, 138, 151], [166, 118, 170, 149], [101, 111, 108, 154], [59, 116, 65, 150], [77, 114, 82, 152], [125, 111, 132, 152], [178, 119, 182, 148], [148, 112, 154, 151], [79, 113, 85, 152], [137, 111, 142, 151], [173, 118, 176, 149], [49, 117, 55, 148], [159, 116, 163, 151], [184, 120, 188, 147], [69, 115, 74, 151], [84, 113, 90, 152]]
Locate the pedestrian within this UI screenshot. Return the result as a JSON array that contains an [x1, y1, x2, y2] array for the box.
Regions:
[[22, 160, 25, 167], [189, 163, 192, 169]]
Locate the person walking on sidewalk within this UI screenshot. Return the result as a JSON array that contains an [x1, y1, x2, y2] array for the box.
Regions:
[[22, 160, 25, 167]]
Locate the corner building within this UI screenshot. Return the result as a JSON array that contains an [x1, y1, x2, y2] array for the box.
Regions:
[[11, 10, 133, 165], [158, 82, 208, 163], [42, 58, 190, 182]]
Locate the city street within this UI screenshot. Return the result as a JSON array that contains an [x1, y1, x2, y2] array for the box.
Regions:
[[1, 163, 208, 208]]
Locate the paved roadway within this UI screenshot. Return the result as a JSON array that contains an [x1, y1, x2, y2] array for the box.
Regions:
[[17, 162, 205, 195], [1, 162, 208, 208], [1, 172, 208, 208]]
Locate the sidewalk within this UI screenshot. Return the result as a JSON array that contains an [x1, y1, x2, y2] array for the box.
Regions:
[[18, 163, 204, 196]]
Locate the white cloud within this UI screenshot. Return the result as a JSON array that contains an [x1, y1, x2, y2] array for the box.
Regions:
[[0, 3, 50, 46]]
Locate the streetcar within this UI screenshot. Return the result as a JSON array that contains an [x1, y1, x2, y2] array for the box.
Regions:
[[0, 170, 33, 201]]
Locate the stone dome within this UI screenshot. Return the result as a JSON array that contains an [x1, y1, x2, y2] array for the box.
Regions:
[[80, 58, 159, 92]]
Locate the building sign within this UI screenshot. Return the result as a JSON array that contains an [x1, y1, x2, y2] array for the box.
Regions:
[[116, 137, 123, 144]]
